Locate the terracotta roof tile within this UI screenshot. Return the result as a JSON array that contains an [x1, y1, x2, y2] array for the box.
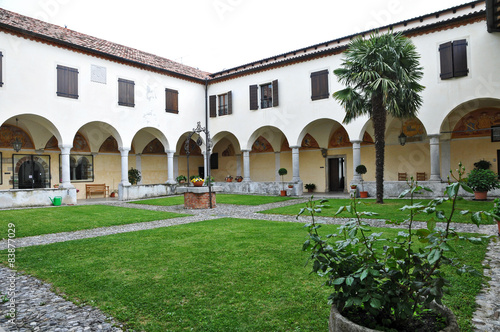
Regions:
[[0, 8, 210, 81]]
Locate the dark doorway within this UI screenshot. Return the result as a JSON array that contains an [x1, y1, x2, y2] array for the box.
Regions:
[[328, 157, 345, 191], [18, 159, 45, 189]]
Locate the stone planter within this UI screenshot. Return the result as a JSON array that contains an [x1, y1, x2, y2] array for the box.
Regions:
[[329, 303, 459, 332]]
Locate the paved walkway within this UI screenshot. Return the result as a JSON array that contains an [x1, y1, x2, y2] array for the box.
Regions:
[[0, 196, 499, 331]]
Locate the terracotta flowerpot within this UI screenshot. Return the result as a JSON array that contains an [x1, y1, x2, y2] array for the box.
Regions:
[[236, 178, 243, 182], [280, 190, 287, 196], [226, 179, 233, 182], [329, 303, 459, 332], [193, 181, 204, 187], [359, 191, 368, 198], [474, 191, 487, 200]]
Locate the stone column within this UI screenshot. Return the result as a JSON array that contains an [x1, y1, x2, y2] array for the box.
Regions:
[[275, 152, 281, 182], [59, 144, 74, 188], [440, 139, 451, 182], [119, 147, 131, 186], [173, 154, 179, 178], [135, 154, 142, 184], [242, 149, 251, 182], [236, 154, 242, 177], [352, 140, 362, 181], [429, 135, 441, 181], [290, 146, 301, 182], [166, 150, 176, 184]]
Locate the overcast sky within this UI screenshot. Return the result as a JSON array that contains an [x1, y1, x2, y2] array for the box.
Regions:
[[0, 0, 468, 72]]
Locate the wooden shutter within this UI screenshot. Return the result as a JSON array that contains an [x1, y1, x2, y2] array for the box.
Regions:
[[118, 79, 134, 107], [209, 95, 217, 117], [439, 42, 453, 80], [56, 65, 78, 99], [165, 88, 179, 113], [453, 39, 468, 78], [0, 52, 3, 87], [249, 85, 258, 110], [272, 79, 279, 107], [227, 91, 232, 115], [311, 70, 329, 100]]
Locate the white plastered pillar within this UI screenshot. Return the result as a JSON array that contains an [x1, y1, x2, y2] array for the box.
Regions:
[[120, 147, 131, 186], [166, 150, 176, 184], [59, 144, 74, 188], [352, 140, 362, 181]]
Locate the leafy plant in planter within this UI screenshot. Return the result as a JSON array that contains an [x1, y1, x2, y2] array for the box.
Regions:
[[176, 175, 187, 183], [473, 159, 492, 170], [278, 168, 288, 195], [300, 163, 486, 331], [466, 168, 499, 200], [128, 168, 141, 185], [305, 183, 316, 192], [355, 164, 368, 197]]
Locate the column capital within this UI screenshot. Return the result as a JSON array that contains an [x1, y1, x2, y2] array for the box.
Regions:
[[58, 144, 73, 154], [165, 150, 176, 154], [289, 145, 301, 150], [351, 140, 362, 146]]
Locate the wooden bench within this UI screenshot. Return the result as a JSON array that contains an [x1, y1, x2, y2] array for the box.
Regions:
[[86, 184, 109, 199]]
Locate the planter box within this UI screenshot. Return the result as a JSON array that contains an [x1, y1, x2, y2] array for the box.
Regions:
[[329, 303, 459, 332]]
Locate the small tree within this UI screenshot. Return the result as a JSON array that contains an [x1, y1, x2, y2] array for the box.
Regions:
[[278, 168, 288, 191], [355, 165, 367, 192], [128, 168, 141, 185]]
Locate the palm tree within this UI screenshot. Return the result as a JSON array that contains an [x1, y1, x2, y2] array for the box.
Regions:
[[333, 32, 424, 203]]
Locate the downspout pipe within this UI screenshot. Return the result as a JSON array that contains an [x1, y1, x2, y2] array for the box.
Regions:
[[205, 78, 213, 208]]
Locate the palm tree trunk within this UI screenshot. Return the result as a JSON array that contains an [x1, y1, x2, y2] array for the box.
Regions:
[[372, 96, 386, 204]]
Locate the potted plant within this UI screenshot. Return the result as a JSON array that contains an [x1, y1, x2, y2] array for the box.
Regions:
[[288, 184, 294, 189], [490, 198, 500, 237], [176, 175, 187, 184], [349, 184, 357, 190], [235, 176, 243, 182], [225, 175, 233, 182], [466, 168, 499, 200], [190, 176, 204, 187], [300, 164, 484, 332], [305, 183, 316, 193], [110, 190, 118, 197], [278, 168, 288, 196], [128, 168, 141, 185], [474, 159, 492, 170], [355, 164, 368, 198]]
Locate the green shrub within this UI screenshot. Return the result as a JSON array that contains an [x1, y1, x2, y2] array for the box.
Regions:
[[466, 168, 499, 192], [128, 168, 141, 185]]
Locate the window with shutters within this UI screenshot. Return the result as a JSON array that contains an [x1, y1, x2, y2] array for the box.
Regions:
[[439, 39, 468, 80], [311, 70, 329, 100], [118, 78, 135, 107], [250, 80, 279, 110], [56, 65, 78, 99], [210, 91, 232, 117], [165, 88, 178, 113], [0, 51, 3, 87]]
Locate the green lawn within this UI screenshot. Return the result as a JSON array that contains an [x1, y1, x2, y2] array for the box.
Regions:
[[0, 205, 188, 239], [133, 194, 296, 206], [1, 218, 487, 331], [261, 198, 495, 224]]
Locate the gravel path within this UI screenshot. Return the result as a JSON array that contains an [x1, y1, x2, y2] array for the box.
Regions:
[[0, 197, 499, 331]]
